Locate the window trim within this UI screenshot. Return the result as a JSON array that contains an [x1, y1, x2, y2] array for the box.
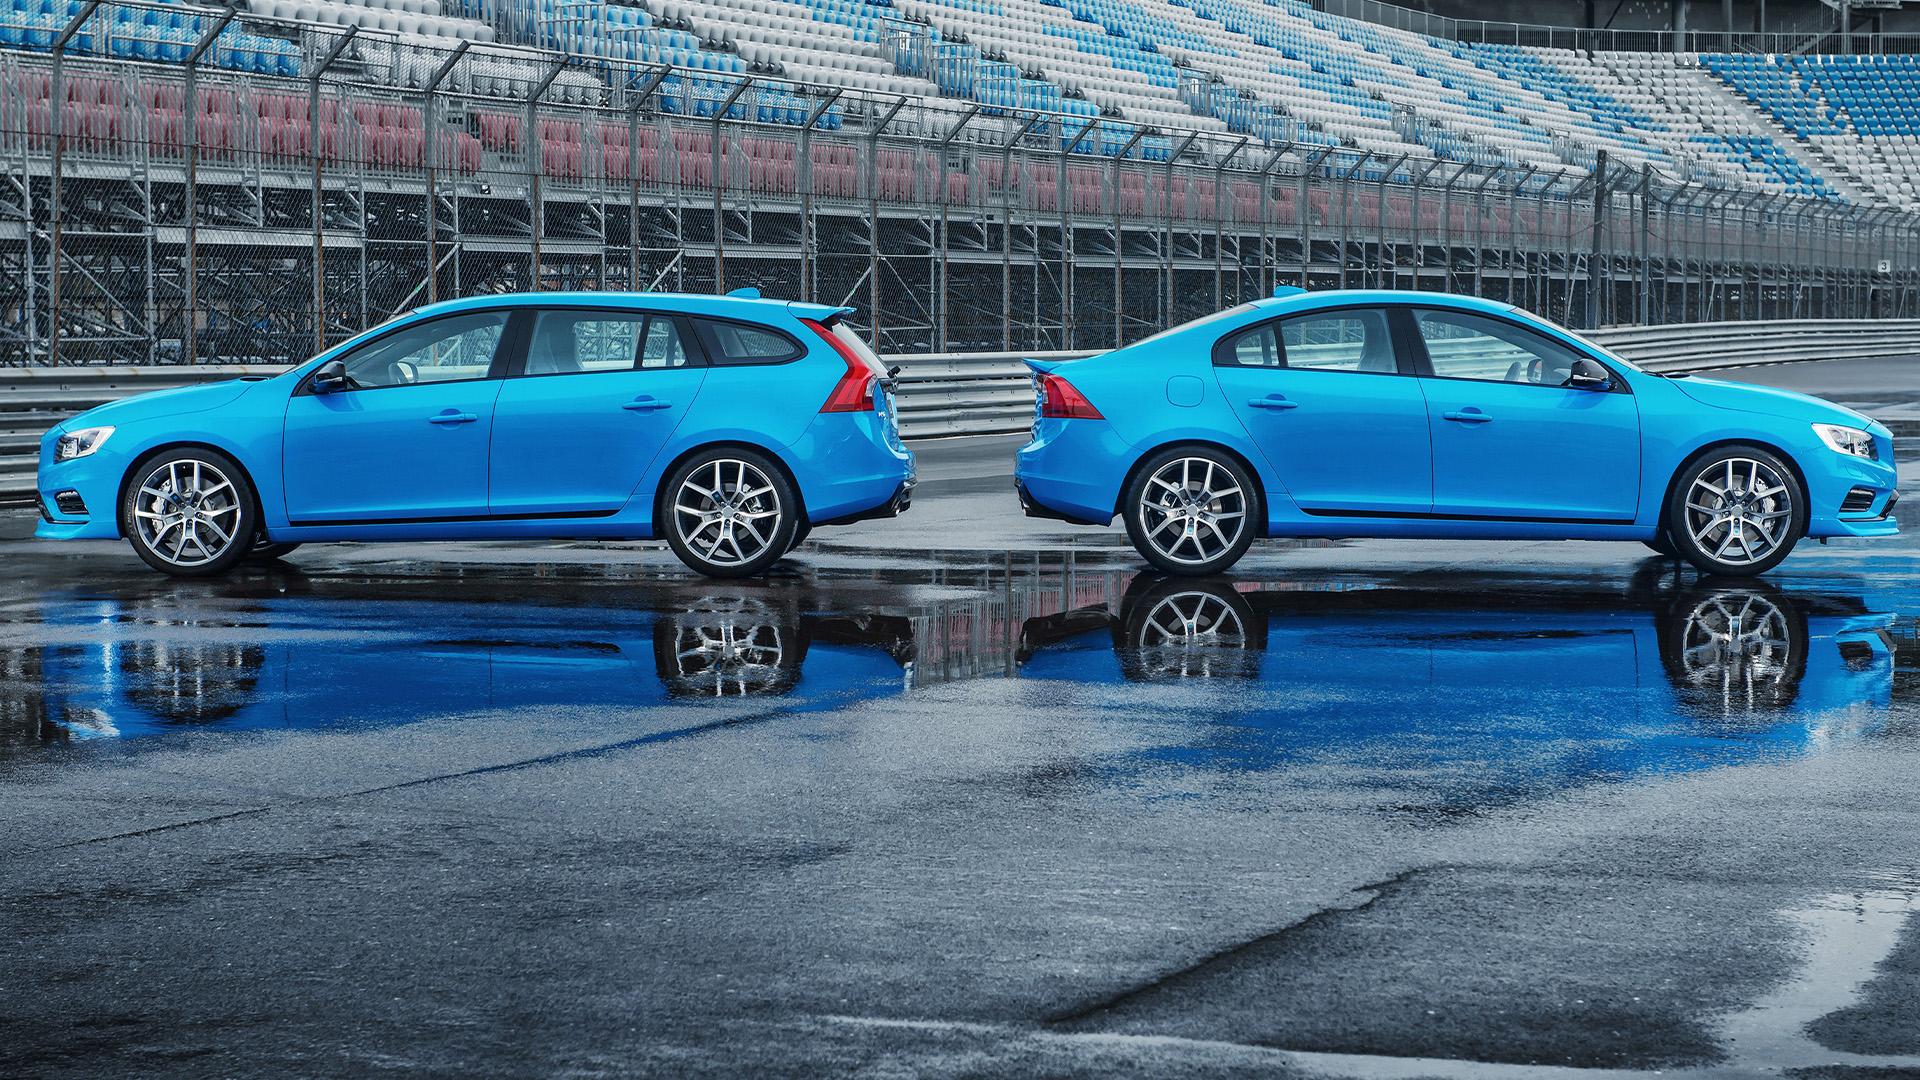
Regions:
[[1402, 306, 1633, 395], [688, 314, 807, 368], [504, 309, 702, 380], [1210, 303, 1419, 377], [295, 308, 520, 396]]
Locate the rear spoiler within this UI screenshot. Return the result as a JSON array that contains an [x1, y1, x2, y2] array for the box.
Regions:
[[787, 301, 857, 324], [1022, 357, 1060, 376]]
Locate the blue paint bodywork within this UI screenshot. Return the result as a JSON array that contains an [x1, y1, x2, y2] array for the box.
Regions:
[[1015, 291, 1898, 549], [35, 292, 914, 549]]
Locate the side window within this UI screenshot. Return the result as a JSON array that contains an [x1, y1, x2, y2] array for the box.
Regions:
[[696, 319, 803, 366], [1413, 309, 1590, 386], [525, 311, 650, 376], [337, 312, 508, 389], [1220, 324, 1282, 367], [639, 318, 690, 369], [1277, 309, 1398, 373]]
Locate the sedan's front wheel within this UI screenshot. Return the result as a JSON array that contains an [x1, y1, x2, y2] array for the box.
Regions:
[[663, 449, 799, 578], [1664, 444, 1805, 577], [121, 448, 258, 578], [1123, 447, 1259, 576]]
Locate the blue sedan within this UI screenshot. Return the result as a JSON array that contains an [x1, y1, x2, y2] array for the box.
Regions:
[[1017, 289, 1899, 576], [36, 291, 915, 577]]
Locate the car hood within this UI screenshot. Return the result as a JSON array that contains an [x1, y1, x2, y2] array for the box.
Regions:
[[1671, 376, 1879, 431], [63, 379, 258, 431]]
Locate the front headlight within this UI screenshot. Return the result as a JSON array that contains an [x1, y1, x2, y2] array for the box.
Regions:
[[1812, 423, 1876, 460], [54, 426, 115, 462]]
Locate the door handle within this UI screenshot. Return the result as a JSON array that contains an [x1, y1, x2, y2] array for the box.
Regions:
[[1247, 396, 1299, 411], [1443, 409, 1493, 424], [622, 397, 674, 412], [428, 412, 478, 425]]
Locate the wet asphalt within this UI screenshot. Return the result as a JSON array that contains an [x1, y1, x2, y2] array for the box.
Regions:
[[3, 359, 1920, 1079]]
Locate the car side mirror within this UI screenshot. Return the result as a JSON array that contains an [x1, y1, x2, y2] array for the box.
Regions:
[[1567, 357, 1612, 391], [311, 360, 349, 393]]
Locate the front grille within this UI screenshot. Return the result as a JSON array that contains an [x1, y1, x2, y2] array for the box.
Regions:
[[1840, 487, 1877, 514], [53, 490, 87, 517]]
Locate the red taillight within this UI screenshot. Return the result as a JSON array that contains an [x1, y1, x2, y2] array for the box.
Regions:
[[1038, 373, 1103, 420], [801, 318, 876, 413]]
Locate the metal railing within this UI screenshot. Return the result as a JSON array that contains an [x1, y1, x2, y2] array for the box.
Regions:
[[5, 0, 1920, 368], [6, 318, 1916, 504], [1315, 0, 1920, 56]]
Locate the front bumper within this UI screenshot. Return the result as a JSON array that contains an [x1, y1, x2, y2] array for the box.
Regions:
[[1805, 446, 1900, 539], [34, 449, 126, 541]]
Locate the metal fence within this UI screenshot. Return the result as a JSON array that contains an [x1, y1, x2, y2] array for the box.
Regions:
[[1315, 0, 1920, 55], [4, 0, 1920, 368]]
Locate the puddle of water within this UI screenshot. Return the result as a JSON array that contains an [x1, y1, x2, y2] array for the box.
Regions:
[[0, 563, 1910, 812], [1717, 875, 1920, 1074]]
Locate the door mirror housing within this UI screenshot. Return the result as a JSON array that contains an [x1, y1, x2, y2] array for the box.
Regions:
[[311, 359, 349, 393], [1567, 357, 1612, 391]]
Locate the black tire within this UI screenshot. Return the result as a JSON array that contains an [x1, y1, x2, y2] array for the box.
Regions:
[[661, 448, 799, 578], [1663, 443, 1806, 578], [1643, 532, 1679, 558], [786, 518, 812, 555], [1122, 446, 1260, 576], [120, 447, 259, 578], [245, 541, 303, 562]]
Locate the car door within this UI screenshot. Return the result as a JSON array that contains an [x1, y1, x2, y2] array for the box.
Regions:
[[282, 309, 512, 524], [488, 308, 708, 516], [1212, 306, 1432, 515], [1408, 307, 1640, 522]]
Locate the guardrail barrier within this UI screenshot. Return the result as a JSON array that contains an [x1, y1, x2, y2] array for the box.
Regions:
[[7, 318, 1916, 506]]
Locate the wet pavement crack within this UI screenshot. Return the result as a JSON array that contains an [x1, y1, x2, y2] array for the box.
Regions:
[[1043, 867, 1425, 1027], [18, 702, 811, 859]]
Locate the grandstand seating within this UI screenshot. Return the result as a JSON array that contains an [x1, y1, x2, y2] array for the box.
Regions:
[[9, 0, 1920, 211], [1705, 52, 1920, 209]]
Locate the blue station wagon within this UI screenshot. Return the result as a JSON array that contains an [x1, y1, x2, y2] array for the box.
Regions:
[[35, 291, 916, 578]]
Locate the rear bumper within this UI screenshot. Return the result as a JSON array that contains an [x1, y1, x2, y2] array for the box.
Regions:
[[815, 478, 914, 526], [1014, 418, 1132, 526], [788, 410, 915, 526]]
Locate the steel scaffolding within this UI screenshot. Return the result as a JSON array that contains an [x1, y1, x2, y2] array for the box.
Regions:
[[3, 1, 1917, 366]]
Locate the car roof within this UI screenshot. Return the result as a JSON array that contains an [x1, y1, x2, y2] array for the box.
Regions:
[[1247, 289, 1524, 319], [397, 291, 852, 323]]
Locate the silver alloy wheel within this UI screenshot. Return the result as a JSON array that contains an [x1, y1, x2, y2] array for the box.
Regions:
[[1133, 590, 1248, 679], [1683, 457, 1794, 566], [1137, 456, 1248, 567], [673, 458, 782, 568], [130, 458, 245, 568], [1676, 591, 1793, 709]]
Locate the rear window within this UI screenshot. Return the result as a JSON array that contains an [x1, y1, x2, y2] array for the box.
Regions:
[[694, 318, 804, 366]]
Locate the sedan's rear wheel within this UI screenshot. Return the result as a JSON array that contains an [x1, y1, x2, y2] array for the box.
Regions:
[[1122, 447, 1258, 576], [122, 448, 257, 578], [1664, 445, 1805, 577], [663, 449, 798, 578]]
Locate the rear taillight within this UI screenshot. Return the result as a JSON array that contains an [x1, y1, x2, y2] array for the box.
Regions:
[[801, 318, 876, 413], [1037, 373, 1103, 420]]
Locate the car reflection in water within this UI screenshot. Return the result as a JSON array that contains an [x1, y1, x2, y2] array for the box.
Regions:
[[6, 580, 916, 747], [1016, 566, 1897, 794]]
